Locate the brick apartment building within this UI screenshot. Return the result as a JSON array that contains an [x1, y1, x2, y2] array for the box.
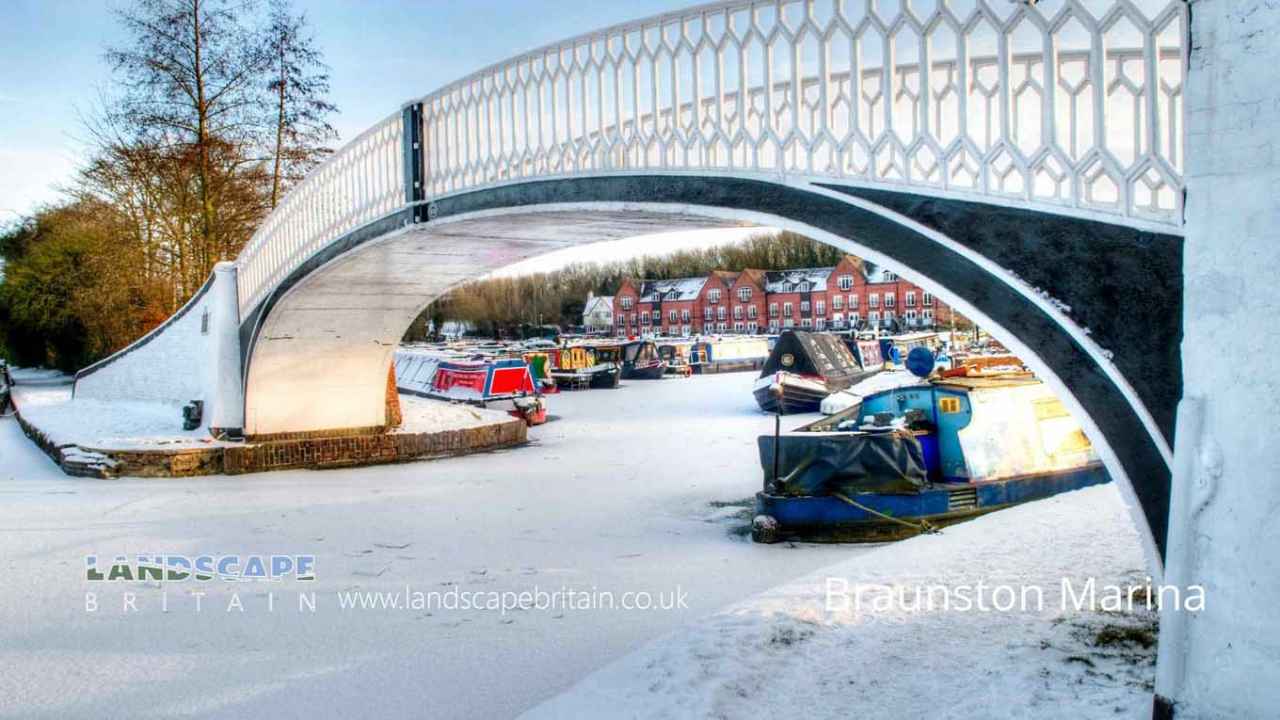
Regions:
[[613, 257, 954, 337]]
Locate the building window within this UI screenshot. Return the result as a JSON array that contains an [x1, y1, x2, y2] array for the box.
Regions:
[[797, 282, 809, 292], [869, 311, 879, 324], [923, 292, 934, 307], [848, 294, 858, 309], [747, 321, 758, 333], [884, 271, 896, 281], [905, 309, 918, 325], [734, 321, 744, 332], [868, 293, 879, 308], [783, 302, 793, 317], [850, 312, 860, 325], [669, 310, 678, 323], [800, 318, 812, 328], [815, 300, 825, 315], [704, 306, 712, 320], [733, 306, 743, 320], [681, 309, 690, 322], [884, 293, 895, 309], [838, 274, 853, 290], [641, 311, 650, 324], [884, 310, 895, 322], [769, 303, 779, 318], [800, 300, 810, 313], [923, 309, 934, 323], [682, 325, 691, 336], [748, 305, 758, 319], [769, 321, 779, 333], [717, 306, 726, 321], [783, 318, 795, 328], [717, 322, 727, 332], [905, 291, 916, 308], [621, 296, 633, 310], [737, 287, 751, 302], [708, 289, 721, 303], [832, 295, 843, 310], [630, 313, 637, 325]]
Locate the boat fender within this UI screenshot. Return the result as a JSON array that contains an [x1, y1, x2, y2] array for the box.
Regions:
[[752, 515, 781, 544]]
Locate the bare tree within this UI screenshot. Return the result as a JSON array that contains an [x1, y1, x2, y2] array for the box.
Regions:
[[264, 0, 338, 207], [106, 0, 271, 266]]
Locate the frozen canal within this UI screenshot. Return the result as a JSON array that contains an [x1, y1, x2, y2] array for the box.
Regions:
[[0, 372, 866, 719]]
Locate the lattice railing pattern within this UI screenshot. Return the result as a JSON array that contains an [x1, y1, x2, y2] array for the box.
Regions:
[[233, 0, 1186, 317], [418, 0, 1184, 224], [236, 113, 404, 315]]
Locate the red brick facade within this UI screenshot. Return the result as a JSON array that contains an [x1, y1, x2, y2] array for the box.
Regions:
[[614, 256, 954, 337]]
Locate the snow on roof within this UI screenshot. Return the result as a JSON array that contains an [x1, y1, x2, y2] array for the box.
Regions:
[[584, 295, 614, 313], [639, 277, 708, 302], [862, 261, 898, 284], [763, 267, 835, 293]]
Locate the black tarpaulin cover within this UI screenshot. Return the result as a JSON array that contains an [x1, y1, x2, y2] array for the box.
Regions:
[[758, 431, 928, 496]]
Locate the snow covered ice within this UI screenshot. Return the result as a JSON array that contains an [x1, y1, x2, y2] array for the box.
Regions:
[[0, 372, 1152, 719]]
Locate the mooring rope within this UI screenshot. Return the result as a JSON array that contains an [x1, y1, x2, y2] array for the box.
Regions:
[[831, 491, 941, 535]]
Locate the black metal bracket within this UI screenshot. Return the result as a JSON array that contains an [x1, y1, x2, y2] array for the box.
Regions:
[[401, 102, 426, 221]]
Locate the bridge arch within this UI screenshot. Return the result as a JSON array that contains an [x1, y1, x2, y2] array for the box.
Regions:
[[72, 0, 1188, 560], [239, 173, 1177, 561]]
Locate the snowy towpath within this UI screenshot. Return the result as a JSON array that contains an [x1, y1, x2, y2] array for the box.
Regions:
[[0, 372, 867, 719], [525, 483, 1156, 720]]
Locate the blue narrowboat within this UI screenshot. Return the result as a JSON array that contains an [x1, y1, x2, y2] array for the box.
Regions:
[[752, 374, 1110, 543]]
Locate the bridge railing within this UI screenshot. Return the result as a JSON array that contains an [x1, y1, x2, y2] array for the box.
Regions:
[[235, 0, 1187, 318], [416, 0, 1185, 223], [236, 112, 405, 316]]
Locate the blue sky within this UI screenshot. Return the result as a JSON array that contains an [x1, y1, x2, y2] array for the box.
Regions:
[[0, 0, 698, 222]]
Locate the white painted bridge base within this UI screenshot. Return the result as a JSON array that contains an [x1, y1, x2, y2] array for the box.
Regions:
[[243, 210, 736, 435], [73, 261, 244, 435]]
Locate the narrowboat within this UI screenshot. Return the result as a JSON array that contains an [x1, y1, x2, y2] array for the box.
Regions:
[[751, 374, 1109, 543], [752, 330, 880, 414], [394, 352, 547, 425], [550, 346, 620, 390], [521, 351, 560, 394], [618, 340, 666, 379], [655, 339, 696, 376], [694, 336, 770, 374]]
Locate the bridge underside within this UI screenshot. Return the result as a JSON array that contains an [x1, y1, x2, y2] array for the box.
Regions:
[[241, 176, 1181, 555], [242, 209, 741, 436]]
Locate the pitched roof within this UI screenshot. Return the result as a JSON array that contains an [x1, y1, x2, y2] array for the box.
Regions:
[[638, 277, 708, 302], [862, 261, 898, 284], [583, 295, 613, 313], [730, 268, 767, 287], [763, 267, 836, 293], [710, 270, 740, 285]]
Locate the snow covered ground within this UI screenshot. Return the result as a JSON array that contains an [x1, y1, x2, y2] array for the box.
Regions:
[[0, 372, 858, 719], [525, 484, 1156, 720], [0, 371, 1152, 719]]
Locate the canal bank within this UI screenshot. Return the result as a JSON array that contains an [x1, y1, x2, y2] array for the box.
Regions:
[[8, 369, 526, 478]]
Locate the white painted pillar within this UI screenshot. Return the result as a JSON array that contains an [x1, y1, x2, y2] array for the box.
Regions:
[[1159, 1, 1280, 716], [207, 261, 244, 435]]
